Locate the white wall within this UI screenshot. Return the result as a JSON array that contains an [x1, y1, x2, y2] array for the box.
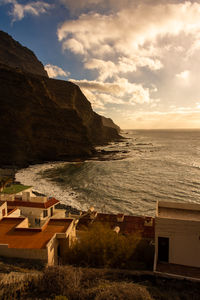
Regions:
[[155, 217, 200, 268]]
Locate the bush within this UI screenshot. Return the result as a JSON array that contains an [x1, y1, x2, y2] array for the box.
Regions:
[[39, 265, 82, 298], [65, 223, 141, 269], [92, 281, 153, 300]]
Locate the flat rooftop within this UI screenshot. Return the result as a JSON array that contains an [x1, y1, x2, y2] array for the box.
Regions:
[[0, 218, 73, 249], [157, 201, 200, 221]]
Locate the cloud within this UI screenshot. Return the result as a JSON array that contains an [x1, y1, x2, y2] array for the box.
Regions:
[[44, 64, 70, 78], [2, 0, 52, 22], [57, 1, 200, 82], [70, 77, 158, 110], [176, 70, 190, 79]]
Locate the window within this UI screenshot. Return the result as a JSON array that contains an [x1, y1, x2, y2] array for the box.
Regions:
[[50, 207, 53, 216], [43, 210, 48, 218], [2, 209, 5, 216]]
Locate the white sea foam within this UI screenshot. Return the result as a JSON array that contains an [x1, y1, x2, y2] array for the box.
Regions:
[[15, 162, 87, 211]]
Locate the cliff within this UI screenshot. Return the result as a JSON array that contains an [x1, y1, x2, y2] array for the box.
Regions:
[[0, 31, 121, 167], [101, 116, 121, 133], [0, 31, 48, 77]]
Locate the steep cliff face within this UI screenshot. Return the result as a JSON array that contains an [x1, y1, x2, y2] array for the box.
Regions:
[[0, 31, 48, 77], [101, 116, 121, 133], [0, 31, 121, 167]]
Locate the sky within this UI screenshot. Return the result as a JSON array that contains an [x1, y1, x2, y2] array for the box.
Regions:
[[1, 0, 200, 129]]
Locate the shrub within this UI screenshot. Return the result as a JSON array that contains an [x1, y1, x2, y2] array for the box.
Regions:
[[88, 281, 153, 300], [65, 223, 141, 269]]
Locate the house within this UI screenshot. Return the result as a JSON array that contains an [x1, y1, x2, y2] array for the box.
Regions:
[[0, 185, 66, 226], [0, 215, 76, 265], [154, 201, 200, 279]]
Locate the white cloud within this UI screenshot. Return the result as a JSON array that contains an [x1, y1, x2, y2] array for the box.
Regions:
[[70, 77, 158, 110], [57, 1, 200, 83], [3, 0, 52, 22], [44, 64, 70, 78], [176, 70, 190, 79]]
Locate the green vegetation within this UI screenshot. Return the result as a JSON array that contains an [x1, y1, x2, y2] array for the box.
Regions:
[[64, 223, 154, 270], [0, 177, 13, 192], [0, 184, 31, 194]]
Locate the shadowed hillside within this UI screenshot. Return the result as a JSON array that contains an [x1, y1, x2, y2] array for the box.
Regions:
[[0, 31, 121, 167]]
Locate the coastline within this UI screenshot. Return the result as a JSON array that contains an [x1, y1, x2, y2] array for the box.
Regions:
[[15, 162, 88, 213]]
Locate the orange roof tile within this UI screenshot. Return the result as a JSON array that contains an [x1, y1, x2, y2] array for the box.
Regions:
[[0, 218, 73, 249], [7, 197, 59, 209]]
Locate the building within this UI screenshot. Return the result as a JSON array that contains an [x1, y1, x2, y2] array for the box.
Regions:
[[0, 185, 77, 265], [0, 185, 66, 226], [77, 210, 155, 239], [0, 215, 76, 265], [154, 201, 200, 279]]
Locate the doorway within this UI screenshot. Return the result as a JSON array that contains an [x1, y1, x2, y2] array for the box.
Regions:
[[158, 237, 169, 262]]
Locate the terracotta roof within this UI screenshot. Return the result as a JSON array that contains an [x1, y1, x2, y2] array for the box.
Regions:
[[78, 213, 155, 239], [0, 217, 73, 249], [6, 197, 59, 209]]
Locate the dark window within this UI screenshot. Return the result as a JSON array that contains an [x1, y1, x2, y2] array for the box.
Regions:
[[43, 210, 48, 218], [2, 209, 5, 216], [158, 237, 169, 262], [50, 207, 53, 217]]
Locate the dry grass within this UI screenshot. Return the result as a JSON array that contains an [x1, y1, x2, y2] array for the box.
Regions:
[[0, 265, 199, 300]]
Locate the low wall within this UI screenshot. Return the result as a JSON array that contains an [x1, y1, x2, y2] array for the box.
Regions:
[[0, 244, 47, 261]]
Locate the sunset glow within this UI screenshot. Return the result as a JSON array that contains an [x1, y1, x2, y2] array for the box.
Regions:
[[1, 0, 200, 129]]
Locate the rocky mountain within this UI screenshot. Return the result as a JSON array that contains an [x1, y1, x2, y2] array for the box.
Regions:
[[0, 31, 121, 167], [0, 31, 48, 77]]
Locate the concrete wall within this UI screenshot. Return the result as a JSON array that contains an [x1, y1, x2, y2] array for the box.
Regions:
[[0, 244, 47, 261], [0, 194, 14, 201], [7, 208, 21, 218], [29, 196, 47, 203], [47, 235, 59, 266], [155, 217, 200, 268], [15, 218, 29, 229], [0, 202, 7, 219]]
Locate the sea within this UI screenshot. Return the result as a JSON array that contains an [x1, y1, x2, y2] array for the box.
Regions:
[[15, 129, 200, 217]]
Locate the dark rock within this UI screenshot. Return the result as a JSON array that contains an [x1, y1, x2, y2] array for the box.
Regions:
[[0, 31, 121, 167], [101, 115, 121, 133], [0, 31, 48, 77]]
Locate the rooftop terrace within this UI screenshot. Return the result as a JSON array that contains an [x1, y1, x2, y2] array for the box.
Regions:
[[0, 217, 73, 249]]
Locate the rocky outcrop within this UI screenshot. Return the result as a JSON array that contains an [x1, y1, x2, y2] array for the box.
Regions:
[[0, 31, 48, 77], [101, 116, 121, 133], [0, 31, 121, 167]]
